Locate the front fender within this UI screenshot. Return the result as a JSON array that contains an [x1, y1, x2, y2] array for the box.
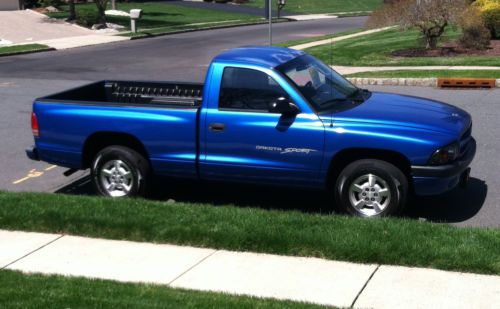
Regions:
[[322, 120, 457, 170]]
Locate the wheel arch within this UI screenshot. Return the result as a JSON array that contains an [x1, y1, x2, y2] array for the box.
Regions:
[[82, 132, 150, 169], [326, 148, 412, 188]]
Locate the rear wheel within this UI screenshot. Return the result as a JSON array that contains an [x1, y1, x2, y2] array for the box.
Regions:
[[91, 146, 150, 197], [334, 159, 408, 217]]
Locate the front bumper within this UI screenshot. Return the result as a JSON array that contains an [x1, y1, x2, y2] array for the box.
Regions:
[[26, 145, 40, 161], [411, 137, 476, 195]]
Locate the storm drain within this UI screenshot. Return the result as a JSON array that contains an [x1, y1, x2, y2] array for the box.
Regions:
[[438, 78, 496, 89]]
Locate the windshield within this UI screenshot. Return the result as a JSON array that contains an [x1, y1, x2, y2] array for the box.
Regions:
[[277, 54, 359, 111]]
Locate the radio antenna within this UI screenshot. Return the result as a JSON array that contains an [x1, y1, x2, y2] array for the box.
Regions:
[[329, 37, 334, 128]]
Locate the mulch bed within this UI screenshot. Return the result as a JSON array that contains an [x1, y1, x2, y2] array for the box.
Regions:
[[391, 40, 500, 57]]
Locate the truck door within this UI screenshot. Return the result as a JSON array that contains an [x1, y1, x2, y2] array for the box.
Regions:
[[200, 66, 325, 187]]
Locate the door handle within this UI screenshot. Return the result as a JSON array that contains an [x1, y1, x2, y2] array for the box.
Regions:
[[209, 123, 225, 132]]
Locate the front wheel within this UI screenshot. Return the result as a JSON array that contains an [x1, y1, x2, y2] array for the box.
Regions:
[[334, 159, 408, 217], [91, 146, 150, 198]]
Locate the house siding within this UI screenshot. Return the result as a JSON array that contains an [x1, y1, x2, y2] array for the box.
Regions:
[[0, 0, 22, 11]]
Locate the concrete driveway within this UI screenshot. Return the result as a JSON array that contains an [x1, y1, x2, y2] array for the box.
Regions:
[[0, 10, 91, 45]]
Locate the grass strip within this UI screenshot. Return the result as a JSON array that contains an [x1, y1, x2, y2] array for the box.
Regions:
[[0, 44, 52, 57], [0, 191, 499, 275], [346, 70, 500, 79], [245, 0, 382, 14], [305, 27, 500, 66], [0, 270, 324, 309]]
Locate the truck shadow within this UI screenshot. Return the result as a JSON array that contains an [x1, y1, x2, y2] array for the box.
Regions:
[[406, 177, 487, 223], [56, 176, 487, 223], [56, 176, 332, 214]]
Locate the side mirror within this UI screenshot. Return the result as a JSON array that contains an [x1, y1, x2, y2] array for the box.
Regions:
[[270, 97, 300, 115]]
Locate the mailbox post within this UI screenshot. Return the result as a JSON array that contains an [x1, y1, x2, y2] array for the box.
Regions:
[[130, 9, 143, 33]]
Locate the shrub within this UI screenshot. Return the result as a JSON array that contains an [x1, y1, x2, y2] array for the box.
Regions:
[[459, 6, 491, 49], [76, 10, 99, 28], [23, 0, 40, 8], [474, 0, 500, 38], [37, 0, 64, 8]]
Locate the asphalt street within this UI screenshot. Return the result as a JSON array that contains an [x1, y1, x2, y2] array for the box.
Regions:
[[0, 17, 366, 81], [0, 17, 498, 227]]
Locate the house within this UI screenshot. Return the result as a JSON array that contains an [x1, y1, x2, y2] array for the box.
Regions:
[[0, 0, 23, 11]]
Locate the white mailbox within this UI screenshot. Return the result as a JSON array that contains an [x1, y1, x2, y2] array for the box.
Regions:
[[130, 9, 143, 20], [129, 9, 143, 33]]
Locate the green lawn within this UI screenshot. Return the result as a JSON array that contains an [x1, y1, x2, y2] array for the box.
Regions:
[[1, 191, 499, 275], [347, 70, 500, 79], [49, 2, 261, 34], [0, 270, 323, 309], [0, 44, 51, 57], [245, 0, 382, 14], [305, 27, 500, 66]]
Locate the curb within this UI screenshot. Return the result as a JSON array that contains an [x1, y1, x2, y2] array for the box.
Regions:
[[128, 19, 292, 40], [346, 77, 500, 88]]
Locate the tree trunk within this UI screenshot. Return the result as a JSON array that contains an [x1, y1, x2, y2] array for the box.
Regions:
[[95, 1, 107, 26], [67, 0, 76, 22], [426, 36, 439, 49]]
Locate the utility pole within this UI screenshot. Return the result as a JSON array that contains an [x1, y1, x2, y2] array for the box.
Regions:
[[268, 0, 272, 46]]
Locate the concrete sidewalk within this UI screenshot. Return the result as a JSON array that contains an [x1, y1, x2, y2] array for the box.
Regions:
[[1, 230, 499, 308], [0, 10, 91, 45], [0, 10, 129, 50], [289, 26, 394, 50]]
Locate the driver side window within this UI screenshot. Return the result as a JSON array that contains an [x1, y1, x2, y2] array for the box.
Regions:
[[219, 67, 289, 112]]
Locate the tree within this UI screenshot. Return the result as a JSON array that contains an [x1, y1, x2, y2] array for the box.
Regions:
[[458, 6, 491, 49], [368, 0, 468, 49], [67, 0, 76, 21], [473, 0, 500, 39], [94, 0, 110, 25]]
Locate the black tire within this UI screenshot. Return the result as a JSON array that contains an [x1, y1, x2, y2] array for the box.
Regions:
[[334, 159, 408, 217], [91, 146, 150, 198]]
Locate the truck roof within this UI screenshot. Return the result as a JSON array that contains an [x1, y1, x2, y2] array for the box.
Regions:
[[213, 46, 305, 69]]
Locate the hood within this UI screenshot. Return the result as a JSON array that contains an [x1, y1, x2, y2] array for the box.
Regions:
[[322, 92, 471, 137]]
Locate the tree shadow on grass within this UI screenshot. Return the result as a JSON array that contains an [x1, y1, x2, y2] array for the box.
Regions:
[[145, 12, 183, 17], [56, 176, 487, 222]]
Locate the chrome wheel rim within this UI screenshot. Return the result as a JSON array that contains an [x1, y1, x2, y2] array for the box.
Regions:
[[348, 174, 391, 216], [99, 160, 134, 197]]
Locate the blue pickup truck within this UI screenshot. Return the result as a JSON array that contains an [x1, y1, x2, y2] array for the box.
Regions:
[[27, 46, 476, 217]]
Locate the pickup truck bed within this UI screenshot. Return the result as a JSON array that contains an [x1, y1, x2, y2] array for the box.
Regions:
[[41, 80, 203, 108], [33, 80, 204, 178]]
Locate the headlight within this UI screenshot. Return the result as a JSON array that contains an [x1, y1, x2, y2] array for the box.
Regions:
[[428, 142, 459, 165]]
